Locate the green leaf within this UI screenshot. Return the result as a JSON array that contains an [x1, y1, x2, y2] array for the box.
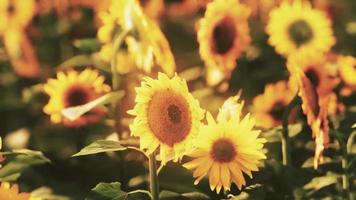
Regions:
[[261, 123, 303, 143], [62, 91, 124, 121], [303, 175, 338, 191], [88, 182, 151, 200], [159, 190, 209, 200], [0, 150, 51, 181], [58, 54, 110, 72], [72, 140, 127, 157]]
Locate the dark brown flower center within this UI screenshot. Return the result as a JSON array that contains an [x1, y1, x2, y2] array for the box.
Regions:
[[288, 19, 313, 47], [305, 68, 320, 87], [147, 90, 192, 147], [65, 86, 89, 107], [211, 17, 236, 55], [269, 101, 286, 121], [211, 138, 236, 163], [7, 3, 15, 15]]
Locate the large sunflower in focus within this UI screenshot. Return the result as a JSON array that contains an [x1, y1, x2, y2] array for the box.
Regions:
[[0, 182, 30, 200], [266, 1, 335, 58], [43, 69, 111, 127], [184, 96, 266, 192], [0, 0, 35, 33], [128, 73, 205, 164], [198, 0, 251, 72], [252, 81, 296, 129]]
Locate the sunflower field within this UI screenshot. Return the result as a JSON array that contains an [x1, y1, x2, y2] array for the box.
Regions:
[[0, 0, 355, 199]]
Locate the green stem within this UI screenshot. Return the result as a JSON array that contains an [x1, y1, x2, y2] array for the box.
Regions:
[[111, 29, 131, 91], [148, 153, 160, 200], [342, 157, 350, 199], [281, 95, 301, 166]]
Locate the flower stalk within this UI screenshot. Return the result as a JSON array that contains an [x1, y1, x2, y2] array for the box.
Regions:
[[149, 153, 160, 200], [281, 95, 301, 166]]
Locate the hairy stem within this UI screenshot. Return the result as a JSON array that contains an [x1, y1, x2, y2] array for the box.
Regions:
[[149, 153, 160, 200]]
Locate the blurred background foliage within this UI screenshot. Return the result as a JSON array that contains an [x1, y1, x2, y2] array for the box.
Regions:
[[0, 0, 355, 199]]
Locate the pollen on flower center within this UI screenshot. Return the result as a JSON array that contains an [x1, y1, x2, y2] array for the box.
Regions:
[[288, 19, 314, 47], [212, 17, 236, 55], [269, 101, 286, 121], [211, 138, 236, 162], [147, 90, 192, 147], [65, 86, 89, 107], [305, 68, 320, 87]]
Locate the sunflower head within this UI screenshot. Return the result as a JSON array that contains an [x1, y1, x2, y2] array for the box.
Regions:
[[0, 182, 30, 200], [0, 0, 35, 34], [184, 95, 266, 192], [128, 73, 205, 164], [43, 69, 111, 127], [198, 0, 250, 72], [266, 1, 335, 58], [338, 55, 356, 90], [252, 81, 296, 129]]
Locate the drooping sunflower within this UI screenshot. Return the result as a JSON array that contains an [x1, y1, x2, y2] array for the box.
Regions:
[[287, 57, 331, 169], [198, 0, 251, 72], [0, 0, 35, 34], [43, 69, 111, 127], [252, 81, 296, 129], [128, 73, 205, 164], [3, 29, 40, 78], [0, 182, 30, 200], [184, 95, 266, 192], [338, 55, 356, 96], [266, 1, 335, 58]]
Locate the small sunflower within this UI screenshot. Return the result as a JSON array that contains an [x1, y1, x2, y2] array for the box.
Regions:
[[0, 0, 35, 34], [338, 55, 356, 96], [43, 69, 111, 127], [128, 73, 205, 164], [198, 0, 251, 72], [266, 1, 335, 58], [184, 95, 266, 192], [0, 182, 30, 200], [252, 81, 296, 129]]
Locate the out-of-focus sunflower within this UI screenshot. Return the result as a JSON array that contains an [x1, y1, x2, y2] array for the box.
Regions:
[[163, 0, 199, 18], [287, 57, 331, 168], [184, 95, 266, 192], [266, 1, 335, 58], [97, 0, 176, 76], [138, 0, 164, 19], [198, 0, 250, 79], [0, 0, 35, 34], [3, 29, 40, 78], [338, 55, 356, 96], [128, 73, 205, 164], [43, 69, 111, 127], [252, 81, 296, 129], [0, 182, 31, 200]]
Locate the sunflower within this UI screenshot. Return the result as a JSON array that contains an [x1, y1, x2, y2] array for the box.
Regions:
[[0, 182, 30, 200], [184, 95, 266, 192], [266, 1, 335, 58], [43, 69, 111, 127], [338, 55, 356, 96], [287, 57, 331, 169], [252, 81, 296, 129], [138, 0, 164, 19], [3, 29, 40, 78], [128, 73, 205, 164], [198, 0, 251, 73], [0, 0, 35, 34]]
